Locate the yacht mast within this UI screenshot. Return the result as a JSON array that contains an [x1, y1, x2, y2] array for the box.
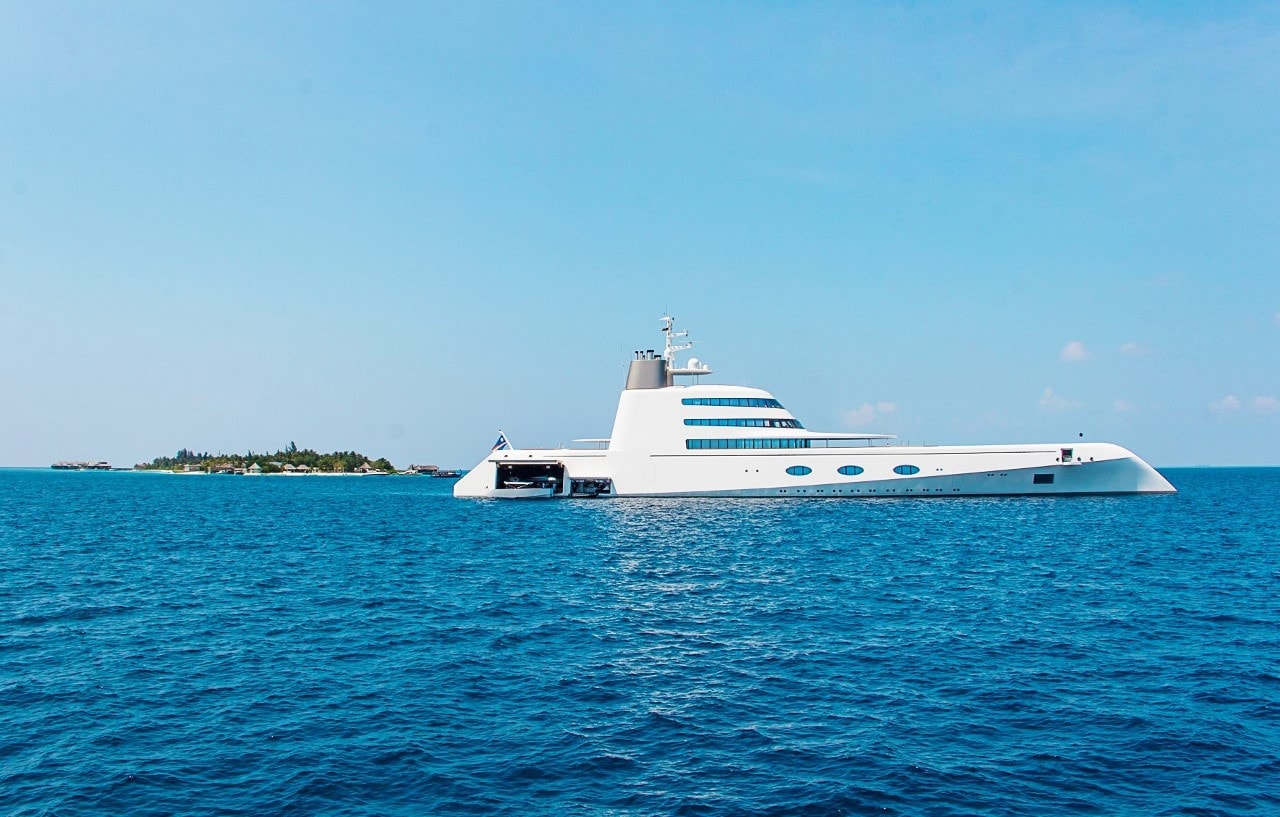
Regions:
[[661, 316, 712, 379], [660, 315, 691, 366]]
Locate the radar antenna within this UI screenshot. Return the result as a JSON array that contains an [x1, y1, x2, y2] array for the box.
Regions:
[[660, 315, 692, 365], [659, 316, 713, 378]]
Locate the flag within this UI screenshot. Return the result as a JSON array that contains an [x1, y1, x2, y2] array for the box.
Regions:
[[491, 432, 510, 451]]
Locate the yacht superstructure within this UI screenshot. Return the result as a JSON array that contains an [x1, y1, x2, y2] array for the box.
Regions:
[[453, 318, 1175, 499]]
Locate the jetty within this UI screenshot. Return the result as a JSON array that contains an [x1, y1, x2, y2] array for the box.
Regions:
[[51, 461, 112, 471]]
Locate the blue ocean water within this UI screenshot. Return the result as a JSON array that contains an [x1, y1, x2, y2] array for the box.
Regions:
[[1, 468, 1277, 816]]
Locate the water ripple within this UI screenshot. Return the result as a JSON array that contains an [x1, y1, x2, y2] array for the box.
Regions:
[[1, 468, 1278, 815]]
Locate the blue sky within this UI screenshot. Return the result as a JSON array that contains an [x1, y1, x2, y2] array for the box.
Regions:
[[2, 2, 1277, 468]]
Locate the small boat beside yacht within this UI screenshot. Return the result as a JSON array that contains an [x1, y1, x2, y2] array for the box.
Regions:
[[453, 317, 1175, 499]]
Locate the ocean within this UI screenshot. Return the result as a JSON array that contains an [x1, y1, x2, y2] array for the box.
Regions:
[[1, 467, 1277, 816]]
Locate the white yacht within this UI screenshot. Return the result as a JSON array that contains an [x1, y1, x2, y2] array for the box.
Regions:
[[453, 317, 1175, 499]]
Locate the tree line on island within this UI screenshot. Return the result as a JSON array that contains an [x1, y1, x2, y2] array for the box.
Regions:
[[139, 442, 398, 474]]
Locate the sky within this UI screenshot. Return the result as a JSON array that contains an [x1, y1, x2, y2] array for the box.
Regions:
[[2, 1, 1278, 469]]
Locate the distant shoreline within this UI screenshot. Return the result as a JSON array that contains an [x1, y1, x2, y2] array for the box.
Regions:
[[143, 470, 421, 476], [30, 465, 460, 476], [8, 464, 1280, 472]]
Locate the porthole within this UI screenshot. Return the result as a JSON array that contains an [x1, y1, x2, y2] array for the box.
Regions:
[[837, 465, 864, 476], [893, 464, 920, 475], [786, 465, 812, 476]]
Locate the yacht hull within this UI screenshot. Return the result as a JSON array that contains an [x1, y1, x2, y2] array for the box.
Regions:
[[453, 442, 1175, 498]]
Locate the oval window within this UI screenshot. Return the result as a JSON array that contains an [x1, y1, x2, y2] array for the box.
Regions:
[[786, 465, 812, 476], [893, 464, 920, 475], [837, 465, 864, 476]]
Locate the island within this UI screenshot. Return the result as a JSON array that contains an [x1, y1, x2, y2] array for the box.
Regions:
[[133, 443, 442, 475]]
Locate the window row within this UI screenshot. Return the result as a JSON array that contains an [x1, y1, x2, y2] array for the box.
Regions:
[[684, 418, 803, 428], [686, 438, 813, 449], [681, 446, 926, 477], [681, 397, 785, 408], [784, 464, 915, 477]]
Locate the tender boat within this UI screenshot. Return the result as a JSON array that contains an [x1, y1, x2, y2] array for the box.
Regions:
[[454, 317, 1176, 499]]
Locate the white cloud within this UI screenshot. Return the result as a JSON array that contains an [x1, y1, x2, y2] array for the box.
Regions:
[[1039, 387, 1083, 412], [1210, 395, 1242, 413], [1118, 342, 1148, 356], [1250, 395, 1279, 414], [1060, 341, 1090, 362], [842, 401, 898, 427], [1211, 395, 1279, 415], [842, 403, 876, 426], [1113, 399, 1137, 413]]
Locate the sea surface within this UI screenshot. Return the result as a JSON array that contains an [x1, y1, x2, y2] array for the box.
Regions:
[[1, 467, 1277, 816]]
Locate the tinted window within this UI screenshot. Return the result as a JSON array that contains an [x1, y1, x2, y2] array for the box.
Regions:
[[683, 418, 802, 428], [893, 465, 920, 475], [681, 397, 785, 409], [786, 465, 812, 476], [686, 439, 813, 450], [837, 465, 864, 476]]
